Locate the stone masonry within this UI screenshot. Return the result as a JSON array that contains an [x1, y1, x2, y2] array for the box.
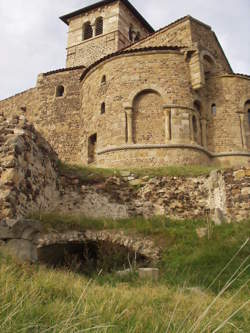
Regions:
[[0, 0, 249, 168], [0, 116, 249, 225]]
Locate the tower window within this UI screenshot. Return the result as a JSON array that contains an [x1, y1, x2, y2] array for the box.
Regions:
[[95, 17, 103, 36], [56, 85, 64, 97], [88, 133, 97, 164], [211, 104, 216, 116], [101, 102, 106, 114], [83, 22, 93, 40], [101, 75, 106, 85]]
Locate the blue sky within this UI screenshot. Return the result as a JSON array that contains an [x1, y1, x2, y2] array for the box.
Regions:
[[0, 0, 249, 100]]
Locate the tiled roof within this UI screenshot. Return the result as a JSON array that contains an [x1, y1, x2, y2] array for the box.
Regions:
[[80, 46, 184, 81], [43, 65, 85, 76], [60, 0, 154, 33]]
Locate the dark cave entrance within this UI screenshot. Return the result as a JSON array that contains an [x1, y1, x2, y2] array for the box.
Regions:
[[37, 240, 149, 275]]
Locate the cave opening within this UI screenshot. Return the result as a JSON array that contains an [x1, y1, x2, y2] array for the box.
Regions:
[[37, 240, 149, 275]]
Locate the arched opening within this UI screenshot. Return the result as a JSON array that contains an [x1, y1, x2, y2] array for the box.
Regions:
[[192, 115, 198, 142], [37, 240, 148, 275], [101, 102, 106, 114], [56, 85, 64, 97], [129, 24, 134, 41], [201, 52, 216, 78], [133, 90, 164, 144], [83, 21, 93, 40], [194, 100, 202, 114], [245, 100, 250, 127], [88, 133, 97, 164], [95, 17, 103, 36], [211, 103, 217, 116], [101, 75, 106, 85]]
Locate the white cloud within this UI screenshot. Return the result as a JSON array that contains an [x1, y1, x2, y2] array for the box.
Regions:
[[0, 0, 249, 100]]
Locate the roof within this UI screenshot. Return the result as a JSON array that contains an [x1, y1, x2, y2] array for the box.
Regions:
[[124, 15, 233, 72], [43, 65, 85, 77], [60, 0, 154, 33], [80, 45, 183, 81]]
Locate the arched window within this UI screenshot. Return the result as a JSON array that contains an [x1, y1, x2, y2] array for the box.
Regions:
[[245, 100, 250, 127], [95, 17, 103, 36], [83, 21, 93, 40], [101, 102, 106, 114], [129, 25, 134, 42], [134, 31, 141, 42], [56, 85, 64, 97], [101, 75, 106, 85], [192, 115, 198, 134], [194, 100, 202, 114], [211, 103, 216, 116]]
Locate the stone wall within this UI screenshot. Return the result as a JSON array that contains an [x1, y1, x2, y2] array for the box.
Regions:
[[36, 68, 84, 163], [0, 88, 38, 121], [0, 117, 249, 225], [0, 115, 58, 222], [205, 75, 250, 153], [0, 68, 84, 164]]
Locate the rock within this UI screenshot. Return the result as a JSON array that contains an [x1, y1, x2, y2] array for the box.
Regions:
[[0, 240, 5, 247], [4, 239, 38, 263], [138, 268, 159, 281], [115, 268, 133, 277], [120, 171, 131, 177], [213, 208, 226, 225], [234, 170, 245, 180], [0, 226, 15, 240], [196, 227, 208, 239], [129, 179, 145, 186]]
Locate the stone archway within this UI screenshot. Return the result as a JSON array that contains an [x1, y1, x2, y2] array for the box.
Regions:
[[36, 230, 161, 274], [132, 90, 164, 144]]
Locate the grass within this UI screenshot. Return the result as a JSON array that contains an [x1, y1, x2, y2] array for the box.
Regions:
[[1, 217, 249, 332], [57, 161, 218, 183], [30, 213, 250, 292]]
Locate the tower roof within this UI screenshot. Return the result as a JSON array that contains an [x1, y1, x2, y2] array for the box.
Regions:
[[60, 0, 154, 33]]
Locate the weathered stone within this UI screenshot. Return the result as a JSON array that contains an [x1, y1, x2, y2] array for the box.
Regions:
[[196, 227, 208, 239], [138, 268, 159, 281], [4, 239, 38, 263], [234, 170, 246, 180]]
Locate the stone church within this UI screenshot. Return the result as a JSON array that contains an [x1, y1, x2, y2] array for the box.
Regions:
[[1, 0, 250, 168]]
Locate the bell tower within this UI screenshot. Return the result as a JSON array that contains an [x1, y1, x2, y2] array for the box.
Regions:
[[60, 0, 154, 68]]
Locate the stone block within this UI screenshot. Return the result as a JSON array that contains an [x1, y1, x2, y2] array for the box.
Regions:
[[234, 170, 245, 180], [138, 268, 159, 281], [4, 239, 38, 263]]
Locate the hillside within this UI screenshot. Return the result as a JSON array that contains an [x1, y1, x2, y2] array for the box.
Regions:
[[1, 217, 249, 333]]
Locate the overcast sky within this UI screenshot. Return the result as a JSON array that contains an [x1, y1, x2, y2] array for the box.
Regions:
[[0, 0, 249, 100]]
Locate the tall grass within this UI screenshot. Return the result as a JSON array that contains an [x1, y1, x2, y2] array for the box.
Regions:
[[0, 245, 249, 332], [0, 218, 249, 332]]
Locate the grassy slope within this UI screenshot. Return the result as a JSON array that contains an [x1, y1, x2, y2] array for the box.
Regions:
[[1, 217, 249, 332], [58, 162, 217, 182]]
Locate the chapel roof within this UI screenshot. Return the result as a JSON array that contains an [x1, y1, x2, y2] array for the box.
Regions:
[[60, 0, 154, 33]]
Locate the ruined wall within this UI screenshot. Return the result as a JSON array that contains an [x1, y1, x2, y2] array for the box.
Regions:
[[0, 115, 58, 221], [0, 116, 249, 226]]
